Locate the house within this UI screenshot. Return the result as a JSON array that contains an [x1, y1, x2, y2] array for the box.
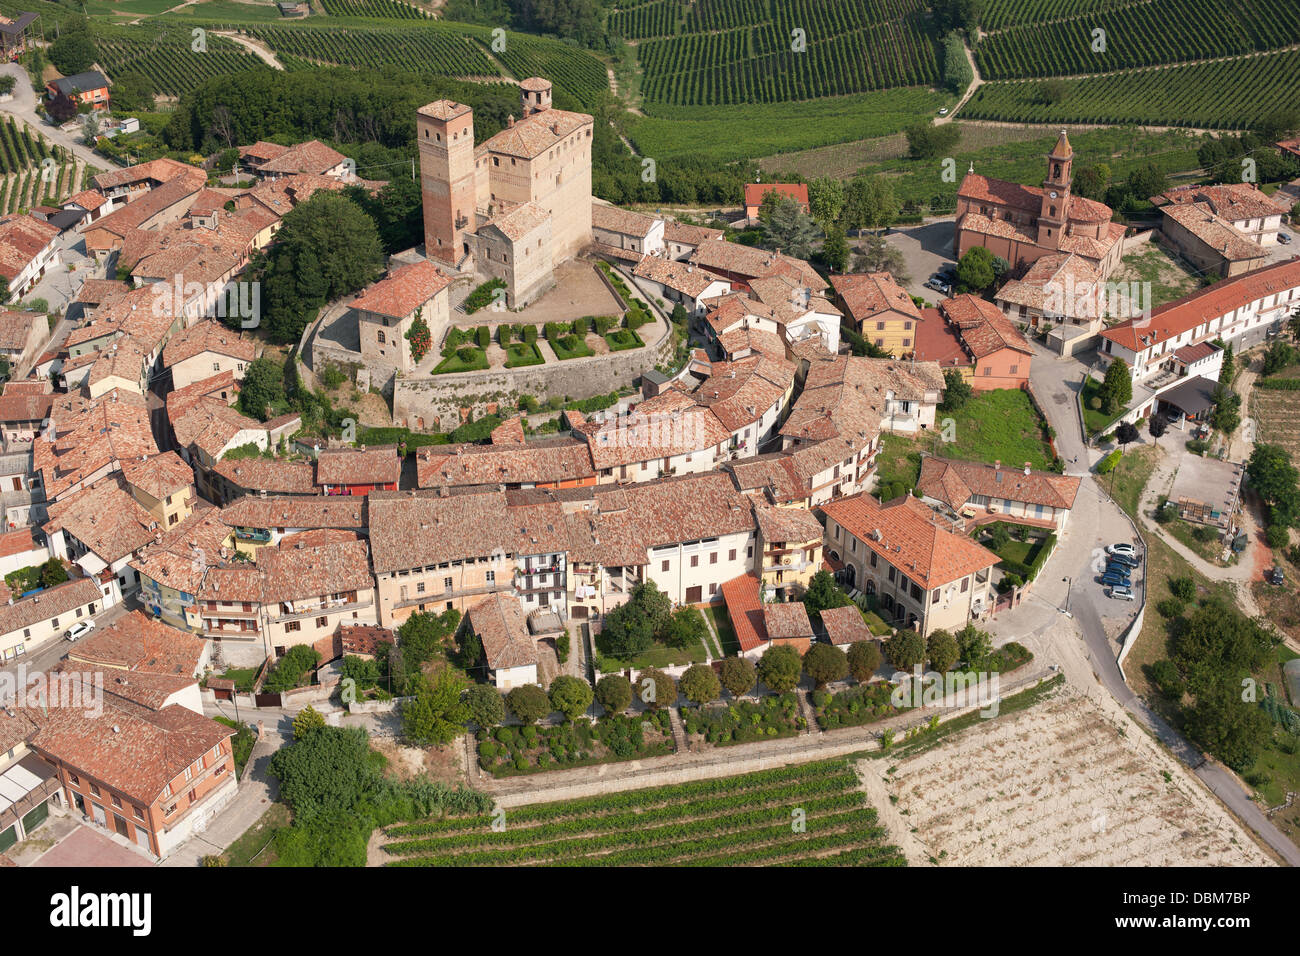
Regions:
[[161, 320, 256, 390], [253, 140, 349, 181], [1157, 201, 1270, 279], [743, 182, 809, 225], [0, 310, 45, 369], [1154, 182, 1287, 248], [0, 13, 37, 59], [820, 604, 875, 647], [592, 203, 664, 257], [993, 253, 1107, 357], [718, 573, 812, 657], [0, 526, 47, 576], [0, 380, 52, 448], [210, 457, 318, 504], [466, 592, 538, 690], [916, 295, 1033, 390], [255, 532, 377, 655], [42, 478, 162, 607], [218, 495, 365, 556], [689, 239, 824, 295], [830, 272, 921, 355], [954, 130, 1125, 278], [0, 575, 102, 661], [315, 444, 401, 495], [90, 157, 203, 205], [46, 70, 109, 110], [66, 610, 210, 714], [416, 432, 598, 491], [352, 259, 453, 374], [33, 389, 159, 504], [750, 499, 824, 601], [80, 168, 208, 258], [131, 504, 232, 632], [663, 220, 723, 261], [121, 451, 194, 531], [0, 214, 60, 298], [820, 492, 998, 637], [339, 623, 395, 661], [632, 256, 731, 316], [1098, 258, 1300, 399], [916, 456, 1081, 532]]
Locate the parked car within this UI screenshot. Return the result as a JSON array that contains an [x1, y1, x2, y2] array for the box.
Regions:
[[65, 620, 95, 641], [937, 264, 957, 280], [1267, 567, 1286, 586], [1279, 232, 1292, 244], [1105, 557, 1135, 573], [1109, 585, 1136, 601], [1100, 571, 1131, 588], [938, 107, 949, 116], [1106, 542, 1139, 558], [1107, 552, 1140, 568]]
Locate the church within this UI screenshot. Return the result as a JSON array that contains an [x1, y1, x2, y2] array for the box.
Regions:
[[953, 131, 1125, 279], [417, 78, 594, 307]]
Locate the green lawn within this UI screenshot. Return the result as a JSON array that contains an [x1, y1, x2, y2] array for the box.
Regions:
[[212, 667, 259, 693], [704, 603, 740, 657], [433, 348, 488, 374], [1105, 444, 1160, 519], [504, 342, 544, 368], [594, 636, 709, 673], [1080, 376, 1124, 436], [874, 433, 922, 498], [549, 334, 594, 361], [936, 389, 1055, 470], [604, 328, 644, 352], [223, 803, 291, 867]]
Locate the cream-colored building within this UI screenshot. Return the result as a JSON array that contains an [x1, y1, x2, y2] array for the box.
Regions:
[[354, 260, 453, 374], [0, 576, 102, 661]]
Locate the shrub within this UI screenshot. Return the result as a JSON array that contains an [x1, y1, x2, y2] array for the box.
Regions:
[[679, 663, 722, 706], [847, 640, 882, 682], [636, 668, 677, 709], [1168, 576, 1196, 602], [718, 656, 757, 699], [1265, 524, 1290, 548], [1088, 396, 1102, 410], [1096, 449, 1122, 474], [549, 676, 594, 722], [757, 644, 803, 693], [476, 326, 490, 349], [523, 325, 538, 343], [1150, 659, 1183, 700], [884, 629, 925, 672], [463, 684, 505, 729], [506, 684, 551, 724], [1155, 598, 1185, 619], [595, 674, 633, 715], [802, 643, 849, 688]]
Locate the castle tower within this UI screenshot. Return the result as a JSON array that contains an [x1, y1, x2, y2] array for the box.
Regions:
[[519, 77, 552, 116], [417, 99, 478, 266], [1036, 129, 1073, 250]]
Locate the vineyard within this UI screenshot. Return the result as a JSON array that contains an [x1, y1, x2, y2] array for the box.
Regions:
[[317, 0, 431, 18], [247, 24, 497, 77], [94, 26, 273, 98], [1, 159, 83, 216], [465, 28, 610, 107], [963, 50, 1300, 129], [0, 117, 57, 176], [380, 758, 906, 867], [975, 0, 1300, 79], [626, 0, 942, 106], [978, 0, 1145, 32]]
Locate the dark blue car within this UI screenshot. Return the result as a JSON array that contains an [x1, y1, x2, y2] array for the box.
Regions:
[[1100, 571, 1131, 588]]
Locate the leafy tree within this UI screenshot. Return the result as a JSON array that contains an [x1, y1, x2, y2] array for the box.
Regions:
[[505, 684, 551, 724], [761, 197, 819, 258], [293, 705, 326, 739], [1115, 421, 1140, 450], [50, 32, 98, 77], [662, 606, 708, 650], [807, 176, 846, 229], [455, 629, 483, 671], [821, 224, 849, 273], [932, 0, 983, 34], [757, 644, 802, 693], [670, 303, 689, 326], [268, 725, 383, 825], [595, 674, 633, 715], [47, 90, 78, 123], [1247, 444, 1299, 528], [1149, 659, 1184, 700], [852, 234, 909, 281], [1038, 78, 1071, 105], [402, 669, 469, 746], [39, 557, 68, 589], [462, 683, 505, 729], [345, 175, 423, 255], [397, 609, 461, 671], [237, 356, 285, 420], [1262, 340, 1297, 376], [1185, 680, 1272, 772], [548, 675, 593, 722], [1126, 162, 1167, 202], [636, 667, 677, 709], [802, 570, 851, 623], [1148, 414, 1168, 444], [847, 640, 882, 682], [1072, 164, 1110, 201], [1100, 358, 1132, 414], [844, 174, 900, 233], [955, 245, 996, 293], [884, 629, 926, 672], [1171, 598, 1273, 696], [803, 643, 849, 688], [903, 122, 960, 160], [939, 368, 972, 412], [599, 580, 673, 659], [718, 656, 757, 699], [259, 192, 383, 342], [956, 623, 993, 667], [679, 663, 722, 706], [926, 630, 960, 673], [1210, 383, 1241, 435], [264, 645, 321, 692]]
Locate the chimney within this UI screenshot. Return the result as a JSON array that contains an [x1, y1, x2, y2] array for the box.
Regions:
[[1024, 462, 1031, 476], [507, 115, 515, 128]]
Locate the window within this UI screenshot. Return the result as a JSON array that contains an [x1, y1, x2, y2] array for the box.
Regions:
[[212, 362, 221, 371], [486, 570, 496, 584], [111, 794, 121, 808], [961, 577, 969, 592], [444, 577, 453, 589], [285, 621, 300, 633], [728, 549, 736, 561], [661, 560, 670, 572], [690, 555, 698, 568], [1009, 364, 1018, 375], [183, 766, 193, 782], [377, 331, 386, 344], [982, 366, 991, 376], [70, 774, 80, 787], [316, 616, 328, 628], [709, 552, 718, 564]]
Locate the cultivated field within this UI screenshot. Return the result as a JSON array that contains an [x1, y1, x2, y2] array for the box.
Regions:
[[1249, 367, 1300, 462], [874, 685, 1273, 866], [378, 758, 906, 866]]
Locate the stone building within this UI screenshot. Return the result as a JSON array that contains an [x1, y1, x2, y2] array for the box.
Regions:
[[417, 77, 594, 306]]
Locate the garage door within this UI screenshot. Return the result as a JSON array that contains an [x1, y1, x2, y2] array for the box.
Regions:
[[0, 824, 14, 853], [22, 799, 48, 834]]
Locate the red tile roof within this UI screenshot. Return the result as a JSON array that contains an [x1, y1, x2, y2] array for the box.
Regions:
[[830, 272, 920, 324], [162, 320, 256, 368], [744, 183, 809, 209], [940, 294, 1032, 358], [917, 456, 1081, 511], [720, 572, 767, 652], [67, 609, 206, 678], [820, 604, 874, 646], [315, 444, 401, 487], [469, 592, 537, 671], [350, 260, 452, 319]]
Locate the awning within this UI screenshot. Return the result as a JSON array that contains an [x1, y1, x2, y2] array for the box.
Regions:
[[1156, 375, 1217, 418]]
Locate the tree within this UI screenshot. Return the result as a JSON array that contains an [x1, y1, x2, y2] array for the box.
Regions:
[[81, 112, 100, 146], [548, 676, 593, 722], [803, 643, 849, 688], [455, 629, 482, 671], [505, 684, 551, 724], [462, 684, 505, 729], [847, 640, 882, 683], [397, 608, 461, 672], [268, 726, 382, 826], [636, 667, 677, 709], [1247, 444, 1299, 528], [1262, 340, 1297, 376], [932, 0, 984, 34], [679, 663, 722, 706], [1126, 163, 1167, 202], [50, 32, 98, 77], [802, 570, 851, 623], [884, 629, 926, 672], [926, 630, 960, 673], [939, 368, 972, 412], [1072, 164, 1110, 201], [761, 197, 819, 258], [46, 90, 78, 124], [852, 234, 909, 281], [237, 356, 285, 420], [903, 122, 960, 160], [757, 644, 802, 693], [595, 674, 633, 715], [1100, 358, 1132, 414], [1148, 414, 1168, 444], [293, 705, 326, 739], [844, 174, 900, 233], [806, 176, 846, 229], [1210, 383, 1241, 435], [956, 623, 992, 666], [1115, 420, 1140, 450], [110, 72, 154, 113], [260, 192, 383, 342], [38, 557, 68, 589], [402, 669, 469, 746], [662, 606, 708, 650], [718, 656, 757, 699], [821, 224, 849, 273], [955, 245, 996, 293], [1038, 78, 1070, 105], [345, 175, 423, 255], [1184, 680, 1272, 772]]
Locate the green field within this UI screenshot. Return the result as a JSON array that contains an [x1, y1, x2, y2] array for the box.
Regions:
[[381, 758, 906, 866], [935, 389, 1056, 471]]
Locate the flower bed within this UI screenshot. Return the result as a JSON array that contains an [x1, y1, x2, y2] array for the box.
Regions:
[[680, 693, 804, 746], [504, 342, 544, 368], [476, 711, 674, 777]]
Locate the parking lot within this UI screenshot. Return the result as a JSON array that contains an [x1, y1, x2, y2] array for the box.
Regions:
[[876, 218, 959, 302]]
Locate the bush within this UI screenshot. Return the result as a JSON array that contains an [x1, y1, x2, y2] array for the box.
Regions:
[[679, 663, 722, 705], [1088, 396, 1102, 410], [757, 644, 803, 693], [847, 640, 882, 682], [595, 674, 633, 715], [802, 643, 849, 688], [463, 684, 505, 729], [1265, 524, 1290, 548], [1155, 598, 1185, 619], [884, 630, 925, 672], [1096, 449, 1122, 474], [523, 325, 538, 343], [464, 278, 505, 314], [549, 675, 594, 721], [476, 326, 490, 348], [636, 667, 677, 708], [506, 684, 551, 724], [1168, 576, 1196, 602], [1150, 660, 1183, 700]]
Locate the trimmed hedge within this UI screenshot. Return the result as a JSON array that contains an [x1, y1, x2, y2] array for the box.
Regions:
[[1096, 449, 1123, 474], [464, 278, 505, 315]]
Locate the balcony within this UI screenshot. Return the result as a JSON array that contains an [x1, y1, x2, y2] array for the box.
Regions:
[[233, 527, 271, 543], [275, 597, 372, 623]]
